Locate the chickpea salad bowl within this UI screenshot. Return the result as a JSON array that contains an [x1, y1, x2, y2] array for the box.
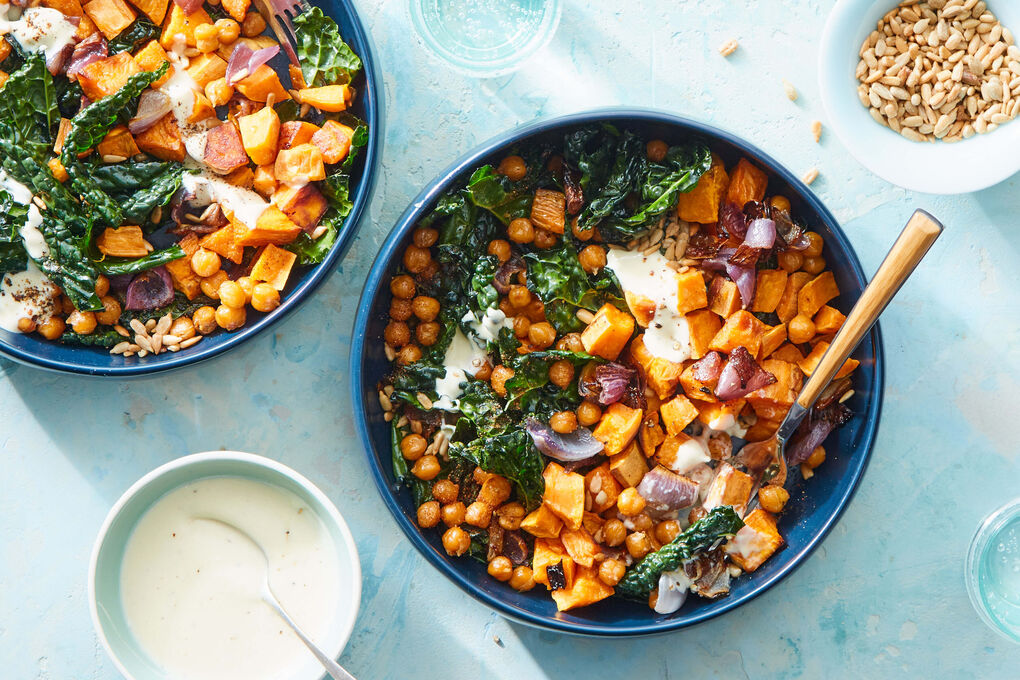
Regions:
[[0, 0, 379, 375], [352, 110, 884, 635]]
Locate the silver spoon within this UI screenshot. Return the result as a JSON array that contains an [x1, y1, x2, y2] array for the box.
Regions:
[[195, 517, 357, 680]]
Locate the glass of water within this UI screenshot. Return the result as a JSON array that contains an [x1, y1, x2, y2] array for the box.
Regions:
[[967, 498, 1020, 643], [409, 0, 562, 77]]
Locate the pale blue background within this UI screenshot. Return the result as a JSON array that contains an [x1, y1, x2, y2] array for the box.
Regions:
[[2, 1, 1019, 678]]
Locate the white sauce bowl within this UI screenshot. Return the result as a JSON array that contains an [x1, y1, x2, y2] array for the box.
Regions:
[[89, 451, 361, 680]]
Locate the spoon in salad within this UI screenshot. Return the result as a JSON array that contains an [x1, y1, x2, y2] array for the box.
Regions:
[[739, 209, 943, 497], [195, 517, 357, 680]]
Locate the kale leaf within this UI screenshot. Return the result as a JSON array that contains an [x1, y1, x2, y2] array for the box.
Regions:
[[0, 242, 27, 276], [456, 380, 510, 438], [465, 165, 533, 225], [292, 7, 362, 88], [615, 506, 745, 600], [0, 189, 29, 275], [94, 244, 185, 276], [95, 161, 185, 225], [523, 240, 623, 333], [619, 142, 712, 229], [0, 54, 57, 161], [59, 327, 125, 347], [573, 128, 646, 232], [55, 78, 83, 119], [108, 17, 159, 55], [449, 429, 545, 510]]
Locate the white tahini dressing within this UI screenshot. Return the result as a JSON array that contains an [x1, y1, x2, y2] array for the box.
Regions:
[[182, 168, 270, 230], [160, 66, 215, 162], [120, 476, 344, 680], [665, 436, 711, 475], [605, 248, 692, 363], [0, 171, 58, 332], [0, 6, 76, 64], [433, 328, 490, 410], [462, 306, 512, 344], [707, 412, 748, 439]]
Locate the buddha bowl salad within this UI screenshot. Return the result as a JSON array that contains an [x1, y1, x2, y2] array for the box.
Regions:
[[379, 125, 859, 614], [0, 0, 366, 355]]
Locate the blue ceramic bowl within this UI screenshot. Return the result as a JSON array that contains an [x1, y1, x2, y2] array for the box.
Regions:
[[0, 0, 382, 376], [351, 109, 884, 636]]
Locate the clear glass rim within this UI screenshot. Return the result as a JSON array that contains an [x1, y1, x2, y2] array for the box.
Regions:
[[408, 0, 563, 78], [965, 497, 1020, 644]]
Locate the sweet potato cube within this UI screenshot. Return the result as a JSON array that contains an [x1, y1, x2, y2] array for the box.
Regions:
[[630, 335, 683, 399], [744, 418, 780, 442], [655, 433, 709, 474], [560, 527, 600, 568], [253, 164, 276, 197], [249, 244, 297, 290], [160, 4, 213, 48], [221, 0, 249, 21], [624, 290, 657, 328], [798, 271, 840, 319], [585, 463, 622, 513], [278, 121, 320, 151], [542, 462, 585, 531], [97, 225, 151, 257], [224, 166, 254, 189], [686, 309, 722, 360], [551, 565, 614, 612], [165, 233, 201, 299], [78, 52, 142, 101], [133, 40, 171, 87], [759, 323, 787, 359], [532, 538, 568, 589], [592, 402, 643, 456], [696, 399, 746, 431], [134, 112, 185, 162], [203, 122, 249, 173], [530, 188, 566, 234], [751, 269, 788, 313], [675, 268, 707, 315], [83, 0, 136, 40], [725, 158, 768, 207], [275, 144, 325, 185], [638, 415, 666, 458], [0, 38, 10, 62], [272, 184, 328, 232], [725, 508, 784, 572], [776, 271, 812, 323], [97, 126, 140, 160], [238, 105, 281, 167], [311, 120, 354, 164], [747, 359, 802, 421], [702, 462, 754, 513], [185, 52, 228, 88], [708, 276, 742, 317], [42, 0, 96, 38], [679, 362, 718, 403], [47, 158, 69, 183], [521, 504, 563, 539], [199, 226, 243, 264], [126, 0, 167, 23], [798, 340, 859, 379], [233, 205, 302, 247], [581, 303, 634, 360], [813, 305, 846, 334], [709, 310, 766, 356], [296, 84, 349, 111], [237, 65, 291, 102], [676, 156, 729, 224], [771, 343, 805, 364], [660, 394, 699, 435], [608, 441, 649, 488]]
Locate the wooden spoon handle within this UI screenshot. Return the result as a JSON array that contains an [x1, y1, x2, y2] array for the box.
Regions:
[[796, 209, 943, 409]]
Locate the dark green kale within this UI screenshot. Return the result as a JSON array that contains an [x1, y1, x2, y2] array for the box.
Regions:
[[107, 17, 159, 55], [449, 429, 544, 510], [91, 160, 186, 226], [468, 255, 499, 314], [0, 189, 29, 275], [465, 165, 533, 225], [55, 78, 83, 119], [0, 242, 27, 275], [0, 54, 58, 162], [571, 127, 645, 233], [93, 244, 185, 276], [523, 240, 623, 334], [615, 506, 745, 600], [292, 7, 362, 87], [59, 327, 125, 347], [455, 380, 510, 438], [620, 143, 712, 229]]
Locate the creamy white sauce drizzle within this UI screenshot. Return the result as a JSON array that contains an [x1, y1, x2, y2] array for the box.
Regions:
[[0, 171, 58, 331], [605, 249, 692, 363], [433, 328, 490, 411], [665, 436, 711, 475], [159, 66, 216, 163], [707, 412, 749, 439], [726, 523, 771, 561], [0, 6, 76, 63], [182, 168, 270, 230], [462, 306, 512, 344]]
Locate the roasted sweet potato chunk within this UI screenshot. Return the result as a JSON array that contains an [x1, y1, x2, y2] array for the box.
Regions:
[[702, 462, 754, 513], [238, 106, 281, 167], [203, 122, 249, 174], [199, 226, 243, 264], [798, 340, 859, 379], [676, 268, 708, 315], [709, 310, 766, 356], [274, 144, 325, 185], [584, 463, 621, 514], [686, 308, 722, 360], [676, 156, 728, 223], [237, 65, 291, 103], [232, 206, 302, 247], [551, 565, 614, 611], [160, 4, 213, 48], [221, 0, 249, 21], [798, 271, 840, 318], [725, 508, 784, 572], [165, 233, 201, 299], [310, 120, 354, 164], [776, 271, 812, 323], [249, 244, 297, 290], [608, 441, 649, 488], [43, 0, 96, 38], [83, 0, 136, 40], [97, 126, 140, 160], [272, 184, 328, 232], [593, 402, 643, 456], [78, 52, 142, 101], [813, 305, 846, 334], [751, 269, 788, 313], [542, 462, 585, 531], [97, 225, 151, 257], [725, 158, 768, 207], [747, 359, 802, 421], [660, 393, 699, 435], [296, 84, 349, 111], [707, 276, 742, 318], [581, 303, 635, 360], [133, 40, 171, 87], [278, 121, 320, 151], [125, 0, 168, 24], [521, 504, 563, 539], [186, 53, 228, 89], [134, 112, 185, 162]]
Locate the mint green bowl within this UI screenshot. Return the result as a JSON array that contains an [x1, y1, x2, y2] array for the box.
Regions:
[[88, 452, 361, 680]]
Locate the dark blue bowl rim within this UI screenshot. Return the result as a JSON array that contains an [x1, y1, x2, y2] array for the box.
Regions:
[[350, 107, 885, 636], [0, 0, 383, 377]]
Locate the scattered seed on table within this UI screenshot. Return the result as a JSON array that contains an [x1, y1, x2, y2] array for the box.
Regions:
[[811, 120, 823, 142], [783, 79, 798, 101], [719, 38, 739, 57], [803, 168, 819, 185]]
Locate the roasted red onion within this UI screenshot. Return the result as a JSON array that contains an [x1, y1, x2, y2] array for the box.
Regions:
[[787, 404, 852, 466], [715, 346, 777, 401], [47, 41, 74, 76], [525, 418, 604, 461], [594, 362, 634, 405], [636, 465, 698, 513], [718, 202, 747, 239], [743, 218, 776, 248], [226, 44, 280, 86], [66, 33, 107, 81], [702, 248, 756, 306], [492, 255, 525, 294], [691, 351, 724, 382], [128, 90, 173, 134], [124, 267, 174, 310], [685, 232, 725, 259], [172, 0, 205, 15]]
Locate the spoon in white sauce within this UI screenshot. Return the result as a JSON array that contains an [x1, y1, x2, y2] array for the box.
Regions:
[[195, 517, 357, 680]]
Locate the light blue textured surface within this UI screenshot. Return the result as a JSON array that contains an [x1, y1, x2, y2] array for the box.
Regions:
[[2, 1, 1019, 677]]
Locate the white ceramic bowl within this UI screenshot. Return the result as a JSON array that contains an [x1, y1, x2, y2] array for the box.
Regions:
[[89, 451, 361, 680], [819, 0, 1020, 193]]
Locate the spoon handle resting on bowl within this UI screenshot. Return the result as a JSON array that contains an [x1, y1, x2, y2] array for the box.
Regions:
[[261, 592, 357, 680], [795, 209, 943, 410]]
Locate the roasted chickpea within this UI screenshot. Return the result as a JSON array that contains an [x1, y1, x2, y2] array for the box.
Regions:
[[432, 479, 459, 504], [465, 501, 493, 528], [416, 321, 440, 346], [420, 260, 439, 281], [527, 321, 556, 349], [412, 454, 441, 481], [169, 316, 196, 341], [251, 283, 280, 313], [512, 315, 531, 338], [496, 502, 526, 531], [629, 512, 654, 533], [194, 23, 219, 52], [508, 285, 531, 309], [215, 304, 246, 330], [654, 520, 681, 545], [403, 245, 431, 274], [218, 280, 245, 309], [758, 485, 790, 513], [474, 362, 492, 380], [241, 11, 266, 37], [94, 274, 110, 297], [497, 155, 527, 182], [477, 476, 512, 507], [571, 217, 593, 242], [389, 297, 413, 321], [803, 231, 824, 258], [548, 360, 575, 388], [533, 228, 557, 249], [806, 445, 826, 469], [204, 76, 234, 107], [441, 501, 467, 527], [688, 506, 707, 524], [487, 239, 512, 263], [576, 401, 602, 427], [67, 309, 97, 335], [617, 487, 646, 516], [802, 255, 826, 275], [390, 274, 416, 299], [488, 556, 513, 582], [409, 295, 439, 322], [599, 559, 626, 587], [37, 316, 65, 340], [507, 217, 534, 244], [490, 364, 514, 397], [61, 295, 74, 315], [788, 314, 816, 344], [509, 565, 536, 591], [235, 276, 254, 304], [417, 501, 440, 528], [383, 320, 411, 347], [556, 332, 584, 353], [626, 531, 652, 560], [777, 250, 804, 272], [200, 270, 229, 300], [400, 433, 427, 461], [193, 306, 217, 335], [550, 410, 578, 434], [524, 299, 545, 322], [603, 518, 627, 547], [214, 17, 240, 44], [413, 227, 438, 248], [578, 245, 607, 274], [95, 295, 122, 326], [442, 526, 471, 556], [646, 139, 669, 162], [16, 317, 36, 333], [770, 195, 792, 212], [498, 297, 515, 318], [397, 344, 422, 365]]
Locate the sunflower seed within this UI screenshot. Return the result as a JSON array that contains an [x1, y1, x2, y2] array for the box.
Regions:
[[719, 39, 739, 57]]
